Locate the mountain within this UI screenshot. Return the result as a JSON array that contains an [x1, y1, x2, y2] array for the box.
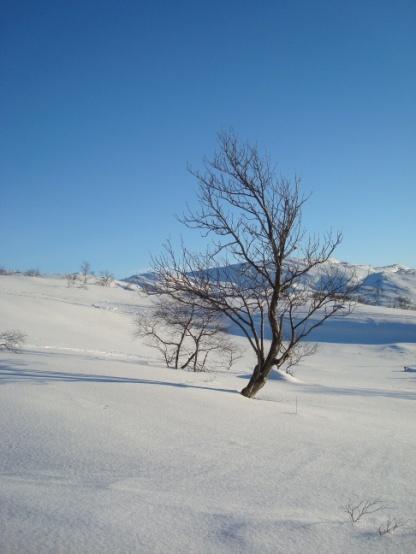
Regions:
[[125, 260, 416, 310]]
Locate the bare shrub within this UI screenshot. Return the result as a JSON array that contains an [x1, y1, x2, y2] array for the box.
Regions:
[[24, 268, 41, 277], [65, 273, 78, 287], [0, 330, 26, 352], [378, 517, 407, 536], [98, 270, 114, 287], [343, 499, 385, 524], [394, 296, 411, 309], [136, 297, 237, 372]]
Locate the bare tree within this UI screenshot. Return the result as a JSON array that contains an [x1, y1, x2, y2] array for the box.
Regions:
[[137, 299, 194, 369], [137, 297, 235, 371], [0, 330, 26, 352], [150, 132, 355, 397], [80, 261, 91, 285], [98, 270, 114, 287]]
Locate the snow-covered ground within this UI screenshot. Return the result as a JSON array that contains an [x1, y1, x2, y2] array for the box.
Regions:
[[0, 275, 415, 553]]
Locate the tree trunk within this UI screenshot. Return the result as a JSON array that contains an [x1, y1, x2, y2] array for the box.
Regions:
[[240, 364, 270, 398]]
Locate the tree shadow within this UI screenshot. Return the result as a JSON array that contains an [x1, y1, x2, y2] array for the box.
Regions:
[[236, 368, 416, 401], [228, 315, 416, 345], [297, 382, 416, 401], [0, 358, 239, 395], [22, 348, 153, 367]]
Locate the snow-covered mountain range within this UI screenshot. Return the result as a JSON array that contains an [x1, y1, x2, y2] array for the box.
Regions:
[[125, 260, 416, 310]]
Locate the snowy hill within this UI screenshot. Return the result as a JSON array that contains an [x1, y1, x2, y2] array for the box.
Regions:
[[126, 260, 416, 310], [0, 274, 416, 553]]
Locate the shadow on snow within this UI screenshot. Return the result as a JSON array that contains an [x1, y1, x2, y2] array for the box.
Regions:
[[229, 314, 416, 345]]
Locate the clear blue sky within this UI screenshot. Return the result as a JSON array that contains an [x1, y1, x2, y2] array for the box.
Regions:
[[1, 0, 415, 277]]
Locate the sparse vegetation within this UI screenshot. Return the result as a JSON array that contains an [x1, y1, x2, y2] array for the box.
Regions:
[[378, 517, 407, 536], [343, 498, 385, 524], [342, 497, 412, 539], [98, 270, 114, 287], [65, 273, 78, 287], [80, 261, 91, 285], [393, 296, 411, 309], [0, 330, 26, 352], [24, 268, 41, 277], [136, 297, 236, 371]]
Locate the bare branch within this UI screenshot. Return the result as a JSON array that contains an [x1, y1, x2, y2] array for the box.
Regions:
[[343, 499, 385, 524], [378, 518, 407, 536]]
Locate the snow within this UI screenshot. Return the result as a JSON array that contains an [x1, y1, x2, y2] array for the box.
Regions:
[[1, 274, 416, 553]]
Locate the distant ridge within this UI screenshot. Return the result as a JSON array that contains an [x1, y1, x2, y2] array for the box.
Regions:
[[124, 260, 416, 310]]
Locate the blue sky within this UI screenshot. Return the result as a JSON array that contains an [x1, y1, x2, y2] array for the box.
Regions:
[[1, 0, 415, 277]]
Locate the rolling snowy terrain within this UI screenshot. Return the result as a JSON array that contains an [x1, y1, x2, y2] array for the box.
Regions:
[[0, 274, 415, 553]]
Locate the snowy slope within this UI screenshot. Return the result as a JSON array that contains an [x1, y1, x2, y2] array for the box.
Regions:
[[359, 264, 416, 307], [126, 260, 416, 309], [0, 275, 416, 553]]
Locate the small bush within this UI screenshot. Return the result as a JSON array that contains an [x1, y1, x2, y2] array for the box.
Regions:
[[65, 273, 78, 287], [24, 268, 41, 277], [98, 270, 114, 287], [0, 330, 26, 352]]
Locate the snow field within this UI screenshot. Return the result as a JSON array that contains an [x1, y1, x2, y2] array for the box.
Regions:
[[0, 275, 415, 553]]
